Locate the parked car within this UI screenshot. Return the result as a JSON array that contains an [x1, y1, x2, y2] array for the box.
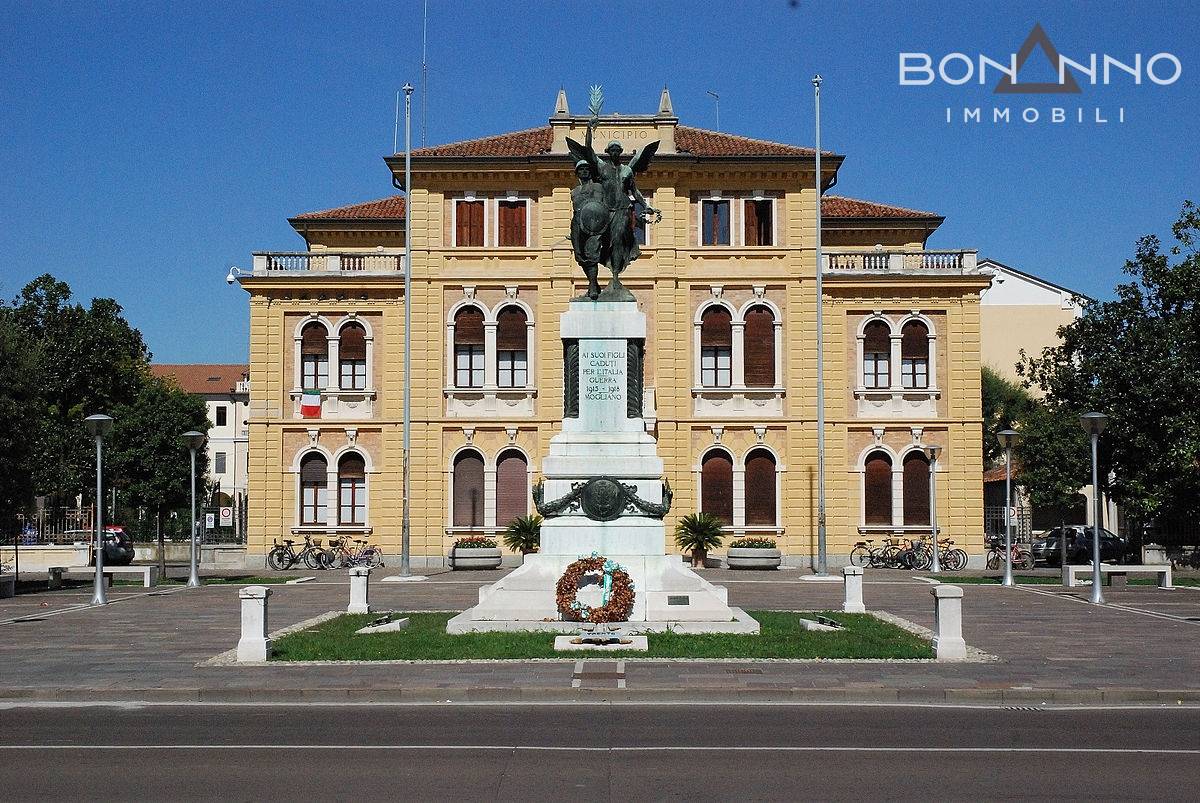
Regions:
[[1032, 526, 1126, 567], [64, 526, 135, 566]]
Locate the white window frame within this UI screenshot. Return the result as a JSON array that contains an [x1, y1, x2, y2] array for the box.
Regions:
[[698, 193, 733, 247], [742, 193, 779, 247], [451, 192, 488, 248], [493, 193, 532, 248]]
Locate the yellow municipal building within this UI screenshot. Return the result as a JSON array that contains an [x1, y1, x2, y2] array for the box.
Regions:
[[237, 88, 988, 568]]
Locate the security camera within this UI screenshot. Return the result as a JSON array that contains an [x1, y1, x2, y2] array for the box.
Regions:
[[225, 269, 235, 285]]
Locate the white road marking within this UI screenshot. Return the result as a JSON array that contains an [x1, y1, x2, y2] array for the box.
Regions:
[[0, 744, 1195, 754]]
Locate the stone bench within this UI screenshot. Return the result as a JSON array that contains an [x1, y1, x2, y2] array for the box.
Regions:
[[48, 565, 159, 589], [1062, 564, 1172, 589]]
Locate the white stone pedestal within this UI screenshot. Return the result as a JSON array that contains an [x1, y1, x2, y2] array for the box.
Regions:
[[448, 300, 756, 636]]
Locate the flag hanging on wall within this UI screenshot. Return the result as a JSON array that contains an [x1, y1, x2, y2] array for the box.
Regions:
[[300, 389, 322, 418]]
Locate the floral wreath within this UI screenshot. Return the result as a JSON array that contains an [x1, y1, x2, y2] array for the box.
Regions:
[[555, 553, 635, 624]]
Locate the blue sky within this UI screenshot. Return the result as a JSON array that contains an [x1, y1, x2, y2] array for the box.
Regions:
[[2, 0, 1196, 362]]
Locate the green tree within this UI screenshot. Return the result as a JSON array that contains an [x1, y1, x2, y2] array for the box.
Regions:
[[981, 366, 1036, 466], [1021, 201, 1200, 523], [0, 311, 40, 532]]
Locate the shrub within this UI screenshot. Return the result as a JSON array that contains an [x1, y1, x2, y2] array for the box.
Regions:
[[453, 536, 497, 549], [674, 513, 725, 567], [729, 537, 777, 549], [502, 514, 542, 554]]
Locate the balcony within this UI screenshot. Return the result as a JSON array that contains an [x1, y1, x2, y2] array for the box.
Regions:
[[823, 250, 978, 274], [250, 251, 404, 275]]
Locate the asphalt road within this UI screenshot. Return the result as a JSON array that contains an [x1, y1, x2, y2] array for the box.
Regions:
[[0, 703, 1197, 800]]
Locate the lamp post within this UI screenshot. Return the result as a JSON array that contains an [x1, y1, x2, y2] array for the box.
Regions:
[[181, 431, 205, 588], [813, 73, 828, 576], [1079, 412, 1108, 604], [996, 429, 1021, 587], [401, 81, 414, 578], [84, 414, 114, 605], [925, 444, 942, 573]]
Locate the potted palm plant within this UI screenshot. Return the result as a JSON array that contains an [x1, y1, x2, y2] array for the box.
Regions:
[[726, 537, 782, 569], [674, 513, 725, 568], [450, 535, 503, 570], [502, 514, 542, 561]]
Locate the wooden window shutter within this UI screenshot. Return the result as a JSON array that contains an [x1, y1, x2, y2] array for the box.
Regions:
[[339, 324, 366, 360], [700, 307, 732, 347], [743, 199, 759, 246], [903, 452, 930, 526], [498, 200, 526, 246], [496, 306, 527, 351], [744, 449, 777, 526], [454, 307, 484, 346], [701, 450, 733, 525], [743, 305, 775, 387], [901, 321, 929, 359], [338, 452, 365, 480], [452, 451, 485, 527], [863, 321, 890, 354], [864, 452, 892, 525], [301, 323, 328, 356], [495, 450, 528, 528], [457, 200, 484, 246], [300, 453, 328, 485]]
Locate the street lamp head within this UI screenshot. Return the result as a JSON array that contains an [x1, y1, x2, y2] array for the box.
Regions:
[[925, 444, 942, 462], [181, 430, 206, 451], [996, 428, 1021, 449], [1079, 412, 1108, 436], [83, 414, 114, 438], [812, 74, 823, 87], [402, 83, 414, 95]]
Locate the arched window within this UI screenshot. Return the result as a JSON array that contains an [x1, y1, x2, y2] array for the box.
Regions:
[[337, 452, 366, 525], [862, 321, 891, 389], [453, 307, 485, 388], [452, 450, 485, 527], [299, 452, 328, 525], [301, 322, 329, 390], [743, 305, 776, 388], [903, 451, 931, 526], [901, 321, 930, 389], [744, 449, 777, 526], [864, 451, 892, 525], [700, 307, 732, 388], [701, 449, 733, 525], [339, 323, 367, 390], [495, 449, 528, 528], [496, 306, 528, 388]]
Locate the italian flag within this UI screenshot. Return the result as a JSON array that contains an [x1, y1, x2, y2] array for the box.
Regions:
[[300, 389, 322, 418]]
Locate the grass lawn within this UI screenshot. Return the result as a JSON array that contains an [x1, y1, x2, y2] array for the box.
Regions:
[[932, 575, 1061, 584], [270, 611, 934, 661], [115, 575, 302, 586]]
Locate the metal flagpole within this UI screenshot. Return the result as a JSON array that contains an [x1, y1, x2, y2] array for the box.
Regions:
[[401, 83, 414, 577], [813, 74, 828, 576]]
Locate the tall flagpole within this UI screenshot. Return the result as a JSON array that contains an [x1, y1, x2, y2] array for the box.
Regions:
[[813, 74, 828, 576], [401, 82, 414, 577]]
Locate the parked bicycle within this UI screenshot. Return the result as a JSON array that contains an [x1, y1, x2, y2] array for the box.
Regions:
[[324, 537, 384, 569], [985, 535, 1034, 570], [266, 535, 328, 570]]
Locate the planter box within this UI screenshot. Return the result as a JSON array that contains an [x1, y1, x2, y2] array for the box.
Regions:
[[452, 547, 503, 570], [726, 547, 782, 570]]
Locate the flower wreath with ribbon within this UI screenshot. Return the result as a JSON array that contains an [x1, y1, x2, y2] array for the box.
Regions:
[[555, 553, 635, 624]]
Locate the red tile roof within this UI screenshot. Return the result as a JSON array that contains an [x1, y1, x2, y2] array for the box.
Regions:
[[983, 464, 1021, 483], [291, 196, 407, 220], [408, 124, 829, 158], [821, 196, 941, 220], [151, 364, 248, 395]]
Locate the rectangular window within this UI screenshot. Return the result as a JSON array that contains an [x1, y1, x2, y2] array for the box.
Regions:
[[215, 406, 227, 427], [302, 355, 328, 390], [633, 194, 652, 245], [455, 344, 485, 388], [863, 353, 890, 388], [743, 199, 774, 246], [340, 360, 367, 390], [454, 199, 485, 246], [497, 350, 528, 388], [300, 486, 328, 525], [902, 358, 929, 389], [339, 477, 366, 525], [701, 346, 732, 388], [497, 199, 528, 247], [701, 199, 731, 246], [214, 452, 227, 474]]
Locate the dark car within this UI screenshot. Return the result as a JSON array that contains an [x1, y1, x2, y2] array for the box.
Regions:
[[1032, 525, 1126, 567], [66, 526, 136, 566]]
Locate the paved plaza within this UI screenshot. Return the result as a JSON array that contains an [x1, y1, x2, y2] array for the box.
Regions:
[[2, 568, 1199, 703]]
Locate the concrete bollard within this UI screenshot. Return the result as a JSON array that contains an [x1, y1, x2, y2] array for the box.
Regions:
[[348, 566, 371, 614], [237, 585, 271, 662], [842, 565, 865, 613], [931, 585, 967, 661]]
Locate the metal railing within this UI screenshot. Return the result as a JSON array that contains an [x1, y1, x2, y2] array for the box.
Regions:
[[824, 250, 978, 273], [251, 251, 404, 274]]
